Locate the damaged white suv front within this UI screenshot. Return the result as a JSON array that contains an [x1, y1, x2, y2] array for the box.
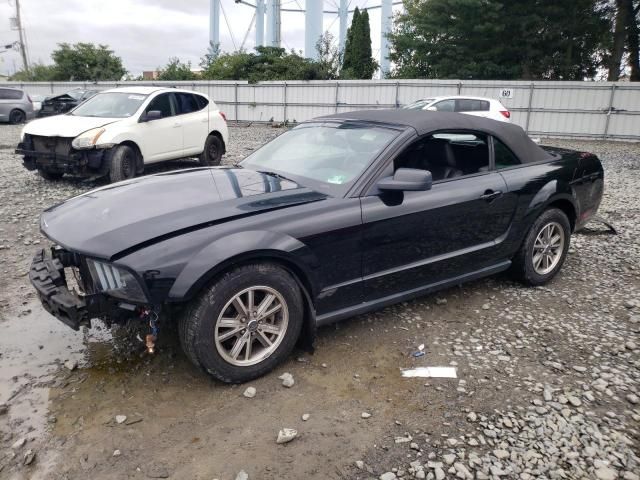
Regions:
[[16, 86, 229, 183]]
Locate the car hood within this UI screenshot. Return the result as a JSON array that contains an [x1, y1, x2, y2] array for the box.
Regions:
[[41, 167, 327, 260], [23, 114, 120, 137]]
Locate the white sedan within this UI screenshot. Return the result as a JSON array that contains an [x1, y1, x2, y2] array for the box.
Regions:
[[16, 86, 229, 183], [402, 95, 511, 122]]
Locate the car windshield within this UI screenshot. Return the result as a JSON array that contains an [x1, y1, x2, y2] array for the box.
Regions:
[[402, 99, 435, 110], [240, 122, 397, 189], [71, 92, 148, 118]]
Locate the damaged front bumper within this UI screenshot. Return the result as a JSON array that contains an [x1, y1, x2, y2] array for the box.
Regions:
[[16, 137, 110, 177], [29, 248, 142, 330]]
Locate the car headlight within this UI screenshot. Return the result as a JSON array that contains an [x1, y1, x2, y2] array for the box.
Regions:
[[71, 127, 106, 150], [86, 259, 148, 303]]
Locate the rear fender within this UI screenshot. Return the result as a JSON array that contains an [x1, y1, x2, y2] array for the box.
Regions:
[[168, 230, 319, 302], [519, 180, 578, 240]]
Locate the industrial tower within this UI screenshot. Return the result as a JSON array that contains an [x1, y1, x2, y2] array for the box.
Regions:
[[209, 0, 397, 75]]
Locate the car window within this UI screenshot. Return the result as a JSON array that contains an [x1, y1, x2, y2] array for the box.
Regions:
[[175, 93, 200, 114], [432, 99, 455, 112], [402, 99, 435, 110], [194, 94, 209, 110], [0, 88, 23, 100], [493, 137, 521, 168], [456, 99, 490, 112], [395, 131, 489, 182], [146, 93, 174, 118]]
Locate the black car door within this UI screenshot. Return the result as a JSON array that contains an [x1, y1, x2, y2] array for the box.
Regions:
[[360, 131, 518, 301]]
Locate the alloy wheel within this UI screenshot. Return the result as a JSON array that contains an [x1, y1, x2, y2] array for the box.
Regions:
[[532, 221, 565, 275]]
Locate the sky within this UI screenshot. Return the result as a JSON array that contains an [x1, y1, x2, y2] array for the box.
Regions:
[[0, 0, 401, 77]]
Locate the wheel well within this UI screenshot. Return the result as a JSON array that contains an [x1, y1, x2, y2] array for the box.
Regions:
[[10, 108, 25, 119], [548, 199, 576, 231], [208, 131, 226, 154], [119, 141, 144, 173]]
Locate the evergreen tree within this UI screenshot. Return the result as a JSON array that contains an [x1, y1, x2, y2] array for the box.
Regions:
[[341, 7, 377, 79]]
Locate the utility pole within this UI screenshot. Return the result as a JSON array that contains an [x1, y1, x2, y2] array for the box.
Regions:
[[14, 0, 29, 73]]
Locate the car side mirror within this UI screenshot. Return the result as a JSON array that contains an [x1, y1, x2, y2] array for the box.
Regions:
[[377, 168, 433, 192], [140, 110, 162, 122], [425, 106, 437, 111]]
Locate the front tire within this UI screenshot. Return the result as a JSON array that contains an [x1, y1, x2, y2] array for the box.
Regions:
[[38, 168, 64, 181], [9, 109, 26, 124], [199, 134, 223, 166], [512, 208, 571, 285], [108, 145, 137, 183], [179, 263, 304, 383]]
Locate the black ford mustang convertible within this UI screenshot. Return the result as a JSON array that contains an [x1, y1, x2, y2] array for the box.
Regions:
[[29, 110, 604, 382]]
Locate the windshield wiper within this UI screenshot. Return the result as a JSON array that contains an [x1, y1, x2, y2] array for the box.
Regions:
[[256, 170, 293, 181]]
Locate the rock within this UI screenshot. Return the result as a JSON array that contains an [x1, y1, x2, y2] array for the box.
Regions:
[[623, 473, 640, 480], [361, 412, 372, 419], [23, 449, 35, 466], [626, 394, 639, 405], [302, 413, 310, 421], [626, 341, 637, 350], [442, 454, 456, 465], [0, 403, 7, 415], [64, 359, 78, 371], [115, 415, 127, 424], [12, 438, 26, 449], [493, 449, 509, 459], [380, 473, 397, 480], [446, 438, 458, 447], [410, 442, 420, 451], [276, 428, 297, 444], [416, 471, 426, 479], [243, 386, 256, 398], [572, 365, 587, 372], [482, 303, 490, 310], [113, 449, 121, 457], [567, 396, 582, 407], [594, 467, 617, 480], [278, 372, 294, 388], [235, 470, 249, 480], [434, 467, 446, 480], [466, 412, 477, 422], [355, 460, 364, 470]]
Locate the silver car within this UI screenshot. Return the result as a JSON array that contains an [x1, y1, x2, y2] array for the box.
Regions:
[[0, 87, 35, 124]]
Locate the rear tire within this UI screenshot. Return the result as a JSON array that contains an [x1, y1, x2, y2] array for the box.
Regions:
[[9, 109, 26, 124], [178, 263, 304, 383], [199, 134, 223, 166], [511, 208, 571, 286], [38, 169, 64, 181], [108, 145, 137, 183]]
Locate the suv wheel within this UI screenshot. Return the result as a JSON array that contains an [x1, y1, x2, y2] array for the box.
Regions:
[[9, 109, 26, 124], [179, 263, 304, 383], [199, 135, 223, 166], [512, 208, 571, 285], [108, 145, 137, 183]]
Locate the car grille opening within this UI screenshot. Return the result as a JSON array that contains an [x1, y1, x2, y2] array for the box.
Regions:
[[29, 135, 74, 156]]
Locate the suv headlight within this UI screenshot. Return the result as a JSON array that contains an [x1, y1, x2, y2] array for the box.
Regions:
[[86, 259, 147, 303], [72, 127, 105, 150]]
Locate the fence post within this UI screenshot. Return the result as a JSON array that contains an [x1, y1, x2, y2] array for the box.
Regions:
[[525, 83, 535, 134], [335, 81, 340, 113], [603, 83, 616, 140], [457, 81, 462, 95], [234, 82, 239, 124], [395, 81, 400, 108], [283, 82, 288, 123]]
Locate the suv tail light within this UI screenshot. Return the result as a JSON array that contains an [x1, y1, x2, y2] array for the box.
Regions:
[[27, 94, 33, 104], [219, 111, 227, 121], [500, 110, 511, 119]]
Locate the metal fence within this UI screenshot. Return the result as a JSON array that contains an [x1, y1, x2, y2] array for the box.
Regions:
[[6, 79, 640, 140]]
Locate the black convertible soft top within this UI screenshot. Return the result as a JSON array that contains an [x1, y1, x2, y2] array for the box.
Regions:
[[317, 110, 553, 164]]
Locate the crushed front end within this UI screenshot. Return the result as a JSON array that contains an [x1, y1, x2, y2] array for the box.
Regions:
[[17, 134, 110, 177], [29, 246, 154, 331]]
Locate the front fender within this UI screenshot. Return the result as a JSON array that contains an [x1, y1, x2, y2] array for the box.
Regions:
[[168, 230, 319, 301]]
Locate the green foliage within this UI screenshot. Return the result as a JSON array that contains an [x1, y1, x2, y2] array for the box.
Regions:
[[201, 46, 335, 82], [50, 43, 126, 81], [9, 63, 57, 81], [341, 7, 378, 79], [200, 41, 221, 70], [388, 0, 610, 80], [315, 32, 342, 80], [157, 57, 197, 81]]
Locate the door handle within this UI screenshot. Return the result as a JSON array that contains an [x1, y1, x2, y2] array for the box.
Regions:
[[480, 190, 502, 202]]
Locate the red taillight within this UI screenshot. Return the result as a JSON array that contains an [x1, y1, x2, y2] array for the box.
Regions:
[[500, 110, 511, 119], [219, 111, 227, 121], [27, 94, 33, 104]]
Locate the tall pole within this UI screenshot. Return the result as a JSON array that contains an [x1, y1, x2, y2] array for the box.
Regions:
[[209, 0, 220, 47], [305, 0, 323, 59], [380, 0, 392, 77], [15, 0, 29, 73], [256, 0, 265, 47], [266, 0, 281, 47], [338, 0, 348, 54]]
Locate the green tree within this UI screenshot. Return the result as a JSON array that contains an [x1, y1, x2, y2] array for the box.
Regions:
[[388, 0, 610, 80], [200, 41, 221, 69], [315, 32, 341, 80], [157, 57, 197, 81], [50, 43, 126, 81], [606, 0, 640, 80], [341, 7, 377, 79], [9, 63, 56, 81]]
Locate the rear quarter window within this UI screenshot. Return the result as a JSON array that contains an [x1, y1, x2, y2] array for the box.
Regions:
[[0, 88, 24, 100], [493, 137, 521, 168], [195, 94, 209, 110]]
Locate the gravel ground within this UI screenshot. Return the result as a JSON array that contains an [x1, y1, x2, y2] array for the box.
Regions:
[[0, 124, 638, 480]]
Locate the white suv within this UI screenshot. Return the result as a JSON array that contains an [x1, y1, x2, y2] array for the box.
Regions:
[[402, 96, 511, 122], [17, 86, 229, 182]]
